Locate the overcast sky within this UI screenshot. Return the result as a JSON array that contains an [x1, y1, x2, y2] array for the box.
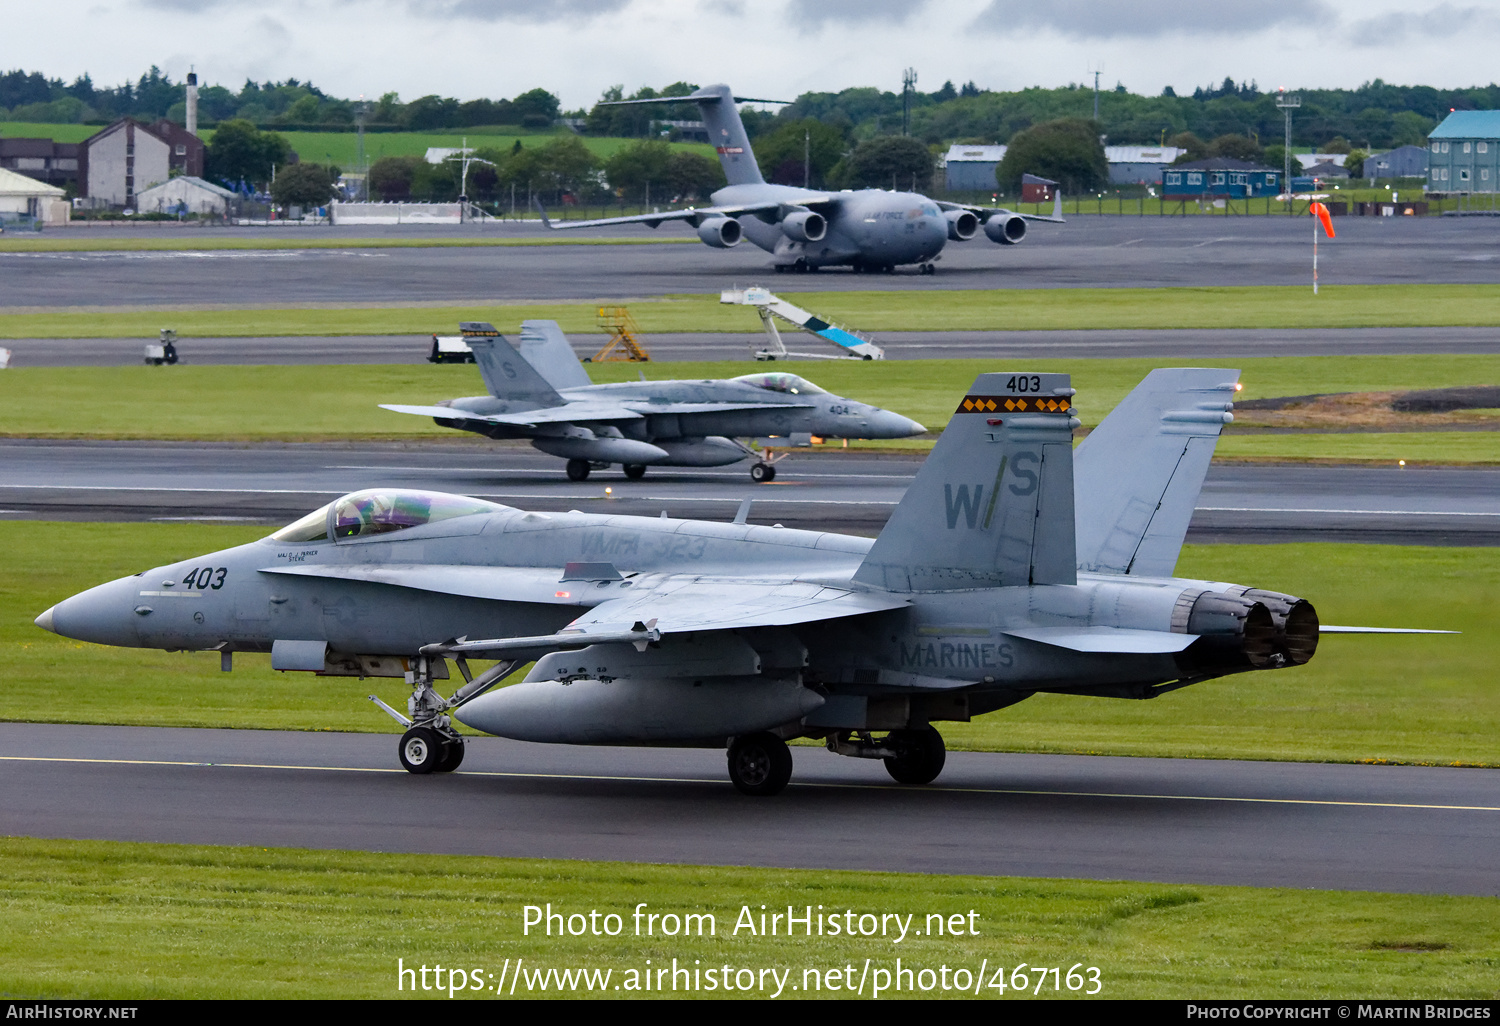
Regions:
[[17, 0, 1500, 107]]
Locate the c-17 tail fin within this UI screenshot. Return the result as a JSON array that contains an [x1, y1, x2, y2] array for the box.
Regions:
[[1073, 368, 1240, 578], [600, 84, 778, 188], [461, 323, 566, 407], [854, 373, 1078, 592]]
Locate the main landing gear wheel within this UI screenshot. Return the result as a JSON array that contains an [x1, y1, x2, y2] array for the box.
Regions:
[[920, 262, 937, 275], [436, 737, 465, 773], [883, 726, 947, 785], [399, 726, 445, 774], [749, 462, 776, 483], [727, 733, 793, 796], [622, 464, 647, 480], [565, 459, 591, 482]]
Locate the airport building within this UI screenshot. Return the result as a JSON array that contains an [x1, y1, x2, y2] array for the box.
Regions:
[[0, 167, 69, 224], [1105, 145, 1185, 184], [76, 117, 206, 209], [1362, 144, 1428, 180], [1161, 157, 1281, 198], [0, 138, 80, 191], [1426, 110, 1500, 194], [135, 175, 236, 216], [942, 144, 1006, 191]]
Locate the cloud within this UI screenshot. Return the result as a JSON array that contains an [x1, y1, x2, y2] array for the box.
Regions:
[[971, 0, 1334, 38], [137, 0, 232, 10], [406, 0, 630, 22], [784, 0, 930, 29], [1346, 4, 1500, 46]]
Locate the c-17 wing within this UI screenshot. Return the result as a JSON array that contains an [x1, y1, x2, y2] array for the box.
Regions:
[[536, 195, 836, 231], [936, 199, 1066, 225]]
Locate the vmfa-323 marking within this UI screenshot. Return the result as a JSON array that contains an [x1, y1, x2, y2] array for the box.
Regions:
[[537, 84, 1062, 274], [37, 369, 1442, 795]]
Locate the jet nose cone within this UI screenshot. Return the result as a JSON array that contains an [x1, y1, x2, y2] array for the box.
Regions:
[[43, 576, 145, 647], [867, 410, 928, 438], [34, 606, 56, 634]]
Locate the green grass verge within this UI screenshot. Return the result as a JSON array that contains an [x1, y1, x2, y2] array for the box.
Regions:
[[9, 523, 1496, 766], [3, 356, 1497, 466], [3, 284, 1500, 337], [2, 837, 1497, 999]]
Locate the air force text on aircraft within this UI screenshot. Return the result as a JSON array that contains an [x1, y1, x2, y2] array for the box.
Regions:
[[522, 903, 979, 942]]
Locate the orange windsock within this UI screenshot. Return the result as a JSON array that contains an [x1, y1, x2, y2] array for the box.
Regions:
[[1310, 201, 1336, 238]]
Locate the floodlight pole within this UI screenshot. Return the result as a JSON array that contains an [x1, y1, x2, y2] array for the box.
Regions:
[[1277, 90, 1300, 210], [902, 68, 917, 136]]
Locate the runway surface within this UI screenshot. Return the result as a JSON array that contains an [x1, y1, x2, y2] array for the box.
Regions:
[[3, 722, 1496, 894], [8, 217, 1500, 307], [7, 324, 1500, 366], [3, 440, 1497, 543]]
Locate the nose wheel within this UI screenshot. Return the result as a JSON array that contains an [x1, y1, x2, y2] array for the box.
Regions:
[[749, 462, 776, 483]]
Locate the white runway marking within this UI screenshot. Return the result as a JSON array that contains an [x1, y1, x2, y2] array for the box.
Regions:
[[4, 755, 1496, 813]]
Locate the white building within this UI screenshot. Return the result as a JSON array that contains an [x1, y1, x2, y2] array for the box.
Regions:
[[81, 118, 172, 208], [135, 175, 237, 216], [0, 167, 68, 224]]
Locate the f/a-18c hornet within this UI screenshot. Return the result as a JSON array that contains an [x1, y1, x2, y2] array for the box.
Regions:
[[537, 83, 1063, 274], [381, 319, 925, 482], [37, 369, 1446, 795]]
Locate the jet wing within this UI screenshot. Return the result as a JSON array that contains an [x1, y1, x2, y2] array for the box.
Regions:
[[565, 578, 910, 635], [937, 200, 1066, 224], [538, 195, 836, 231], [382, 400, 811, 425], [380, 402, 643, 425]]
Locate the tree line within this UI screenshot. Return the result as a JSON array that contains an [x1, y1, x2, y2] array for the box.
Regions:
[[6, 65, 1499, 153]]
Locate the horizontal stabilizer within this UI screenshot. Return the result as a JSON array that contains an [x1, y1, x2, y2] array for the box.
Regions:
[[1003, 626, 1199, 654], [1319, 625, 1460, 634]]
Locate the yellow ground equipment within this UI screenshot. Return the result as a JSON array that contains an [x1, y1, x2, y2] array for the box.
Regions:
[[592, 306, 651, 362]]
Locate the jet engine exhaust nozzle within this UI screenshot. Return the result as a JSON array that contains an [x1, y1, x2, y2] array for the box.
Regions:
[[983, 214, 1026, 245], [697, 216, 742, 248], [780, 210, 827, 244], [1177, 591, 1279, 672], [946, 209, 979, 241]]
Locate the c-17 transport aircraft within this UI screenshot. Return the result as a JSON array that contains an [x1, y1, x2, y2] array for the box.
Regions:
[[537, 83, 1063, 274], [381, 319, 926, 482], [36, 369, 1444, 795]]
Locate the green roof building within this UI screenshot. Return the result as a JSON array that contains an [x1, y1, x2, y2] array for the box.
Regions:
[[1427, 110, 1500, 193]]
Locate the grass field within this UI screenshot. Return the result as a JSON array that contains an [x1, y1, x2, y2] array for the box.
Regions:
[[8, 522, 1495, 766], [2, 836, 1497, 999], [3, 284, 1499, 337], [0, 121, 716, 168], [2, 355, 1496, 464]]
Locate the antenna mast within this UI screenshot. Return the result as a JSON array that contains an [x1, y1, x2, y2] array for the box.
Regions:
[[902, 68, 917, 136]]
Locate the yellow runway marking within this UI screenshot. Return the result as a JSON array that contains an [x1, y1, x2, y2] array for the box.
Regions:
[[3, 755, 1497, 812]]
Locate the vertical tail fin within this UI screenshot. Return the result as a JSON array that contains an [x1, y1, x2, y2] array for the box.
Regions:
[[517, 320, 592, 391], [691, 84, 765, 187], [461, 323, 565, 406], [1073, 368, 1240, 577], [855, 373, 1078, 592]]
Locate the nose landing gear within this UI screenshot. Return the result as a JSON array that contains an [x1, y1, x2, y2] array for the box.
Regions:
[[370, 654, 520, 774]]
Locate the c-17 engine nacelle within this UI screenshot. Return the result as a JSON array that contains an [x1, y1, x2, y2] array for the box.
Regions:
[[945, 209, 979, 240], [984, 213, 1027, 245], [697, 215, 742, 248], [780, 210, 827, 243]]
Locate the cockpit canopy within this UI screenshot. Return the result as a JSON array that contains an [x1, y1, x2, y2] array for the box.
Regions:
[[730, 372, 827, 396], [270, 489, 509, 543]]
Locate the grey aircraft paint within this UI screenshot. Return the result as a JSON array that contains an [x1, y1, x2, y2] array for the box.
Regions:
[[538, 84, 1061, 273], [381, 319, 926, 481], [39, 368, 1437, 796]]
